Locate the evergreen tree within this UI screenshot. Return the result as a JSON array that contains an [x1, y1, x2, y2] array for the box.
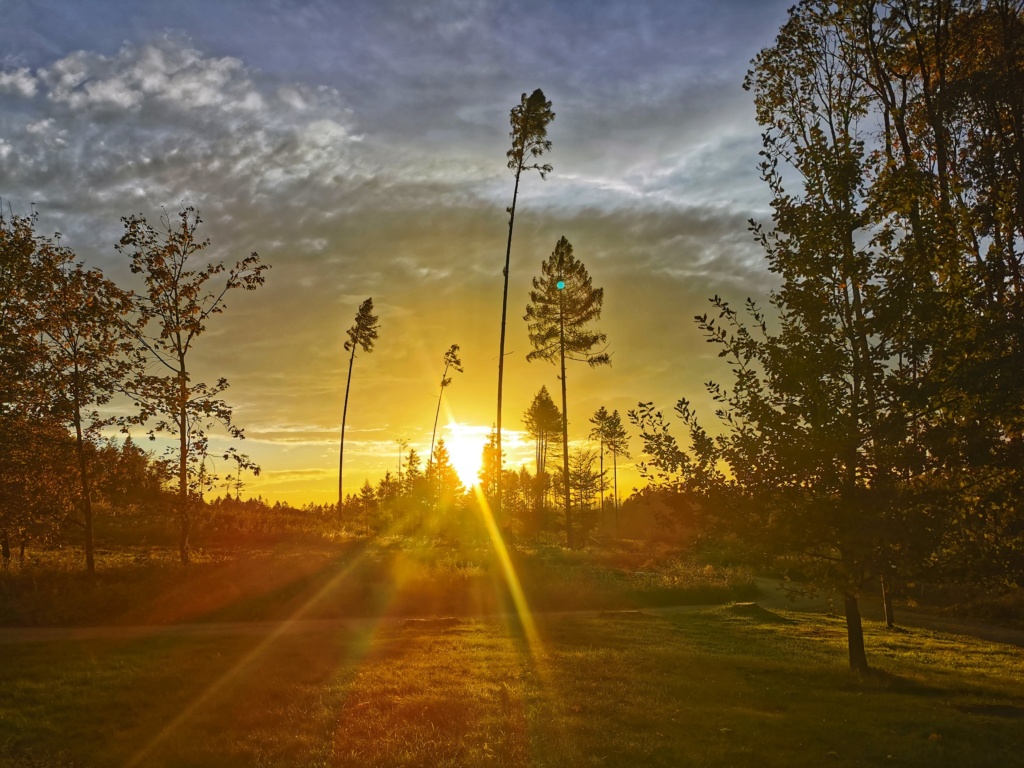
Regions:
[[525, 236, 610, 547]]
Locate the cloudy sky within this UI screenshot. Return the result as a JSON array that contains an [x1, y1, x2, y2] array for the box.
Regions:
[[1, 0, 792, 504]]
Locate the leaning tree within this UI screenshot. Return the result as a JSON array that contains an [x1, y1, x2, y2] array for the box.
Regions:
[[338, 297, 380, 516]]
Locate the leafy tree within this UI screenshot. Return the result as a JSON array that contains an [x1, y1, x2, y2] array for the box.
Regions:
[[36, 245, 140, 576], [428, 344, 463, 482], [525, 236, 610, 547], [496, 89, 555, 520], [0, 414, 75, 566], [117, 206, 268, 565], [338, 298, 379, 516], [222, 447, 259, 502], [0, 213, 68, 565]]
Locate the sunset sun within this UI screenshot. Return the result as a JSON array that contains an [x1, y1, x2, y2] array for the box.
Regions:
[[442, 422, 488, 488]]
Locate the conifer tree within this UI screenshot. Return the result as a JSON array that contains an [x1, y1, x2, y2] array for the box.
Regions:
[[525, 236, 610, 547]]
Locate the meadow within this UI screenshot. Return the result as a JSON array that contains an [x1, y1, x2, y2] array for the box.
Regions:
[[2, 510, 1022, 767], [2, 598, 1022, 767]]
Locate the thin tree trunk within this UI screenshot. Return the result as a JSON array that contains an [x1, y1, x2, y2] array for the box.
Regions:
[[881, 574, 895, 629], [612, 448, 619, 535], [598, 439, 605, 534], [1, 528, 9, 567], [496, 169, 523, 524], [428, 362, 450, 492], [74, 418, 95, 578], [844, 594, 870, 675], [178, 366, 190, 565], [339, 343, 357, 518], [559, 290, 572, 548]]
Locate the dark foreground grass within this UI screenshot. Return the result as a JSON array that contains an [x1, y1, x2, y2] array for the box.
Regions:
[[2, 605, 1022, 767]]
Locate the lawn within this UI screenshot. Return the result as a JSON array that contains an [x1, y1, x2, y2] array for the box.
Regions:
[[3, 602, 1022, 767]]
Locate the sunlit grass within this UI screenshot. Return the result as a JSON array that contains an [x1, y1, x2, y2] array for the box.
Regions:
[[2, 607, 1022, 766], [0, 537, 756, 627]]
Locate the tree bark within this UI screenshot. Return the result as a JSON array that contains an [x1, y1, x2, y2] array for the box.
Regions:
[[843, 594, 870, 675]]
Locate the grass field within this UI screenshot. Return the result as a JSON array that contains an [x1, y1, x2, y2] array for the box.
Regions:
[[3, 602, 1022, 767], [0, 536, 757, 626]]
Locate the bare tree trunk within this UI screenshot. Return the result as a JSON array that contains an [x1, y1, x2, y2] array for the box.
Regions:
[[338, 343, 357, 519], [612, 448, 619, 535], [496, 170, 523, 524], [844, 594, 870, 675], [0, 528, 9, 567], [559, 293, 572, 548]]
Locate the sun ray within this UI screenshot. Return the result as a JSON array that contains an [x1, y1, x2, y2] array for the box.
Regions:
[[471, 483, 544, 658]]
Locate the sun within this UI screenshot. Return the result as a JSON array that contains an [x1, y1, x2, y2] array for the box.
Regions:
[[442, 422, 488, 488]]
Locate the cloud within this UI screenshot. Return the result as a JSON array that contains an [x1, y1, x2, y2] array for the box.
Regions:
[[0, 67, 38, 97], [0, 2, 794, 504]]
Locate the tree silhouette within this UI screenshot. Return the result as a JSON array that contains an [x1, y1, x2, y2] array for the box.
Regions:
[[117, 206, 267, 565], [427, 438, 463, 511], [525, 236, 610, 547], [589, 406, 612, 533], [0, 213, 78, 566], [604, 409, 631, 531], [496, 89, 554, 521], [523, 386, 562, 476], [523, 386, 562, 518], [339, 297, 379, 517], [428, 344, 463, 483]]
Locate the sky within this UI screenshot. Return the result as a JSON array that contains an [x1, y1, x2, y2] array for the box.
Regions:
[[0, 0, 793, 504]]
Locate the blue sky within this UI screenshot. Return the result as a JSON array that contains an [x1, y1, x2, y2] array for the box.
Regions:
[[1, 0, 793, 502]]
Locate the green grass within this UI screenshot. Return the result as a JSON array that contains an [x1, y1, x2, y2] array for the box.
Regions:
[[2, 606, 1022, 767]]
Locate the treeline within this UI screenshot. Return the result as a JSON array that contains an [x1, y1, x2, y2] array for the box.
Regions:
[[341, 392, 631, 543], [1, 207, 267, 572]]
